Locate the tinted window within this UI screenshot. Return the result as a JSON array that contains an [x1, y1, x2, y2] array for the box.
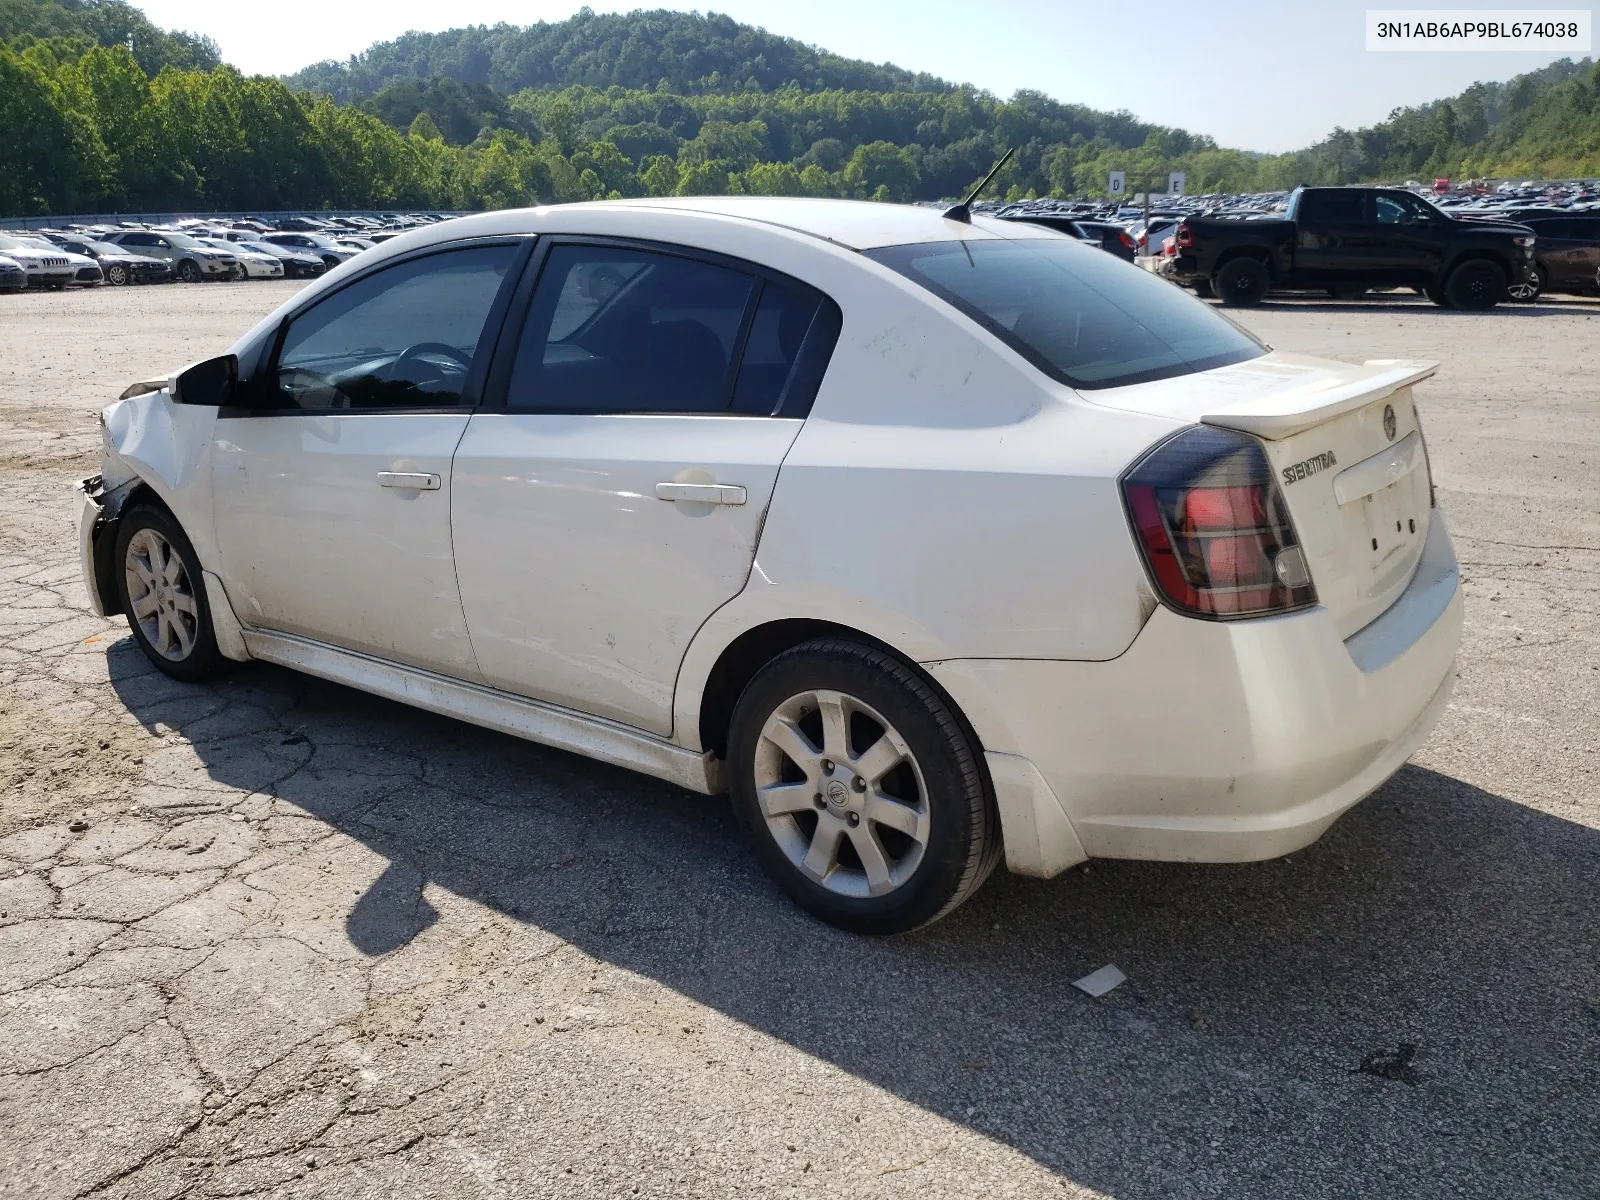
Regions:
[[271, 244, 517, 411], [1534, 218, 1596, 239], [1373, 193, 1434, 224], [1298, 190, 1364, 224], [730, 281, 824, 414], [120, 233, 153, 246], [508, 245, 756, 413], [866, 238, 1264, 389]]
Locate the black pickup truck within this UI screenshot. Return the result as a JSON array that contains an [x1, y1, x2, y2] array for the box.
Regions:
[[1159, 187, 1539, 310]]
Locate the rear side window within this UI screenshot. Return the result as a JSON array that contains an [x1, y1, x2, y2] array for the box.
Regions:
[[730, 279, 838, 416], [504, 243, 841, 417], [867, 238, 1264, 390], [509, 245, 754, 414], [1298, 190, 1364, 224]]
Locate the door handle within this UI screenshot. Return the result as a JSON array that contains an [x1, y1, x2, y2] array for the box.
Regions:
[[377, 471, 441, 491], [655, 482, 747, 506]]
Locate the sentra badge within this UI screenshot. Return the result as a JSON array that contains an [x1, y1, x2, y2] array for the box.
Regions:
[[1281, 451, 1337, 486]]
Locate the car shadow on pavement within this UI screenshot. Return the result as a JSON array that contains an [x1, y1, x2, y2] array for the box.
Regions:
[[108, 646, 1600, 1200], [1243, 298, 1594, 317]]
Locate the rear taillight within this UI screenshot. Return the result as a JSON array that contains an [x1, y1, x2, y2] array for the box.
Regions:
[[1175, 223, 1193, 248], [1122, 426, 1317, 620], [1117, 230, 1136, 250]]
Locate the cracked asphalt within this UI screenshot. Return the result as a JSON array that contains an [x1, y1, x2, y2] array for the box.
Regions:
[[0, 281, 1596, 1200]]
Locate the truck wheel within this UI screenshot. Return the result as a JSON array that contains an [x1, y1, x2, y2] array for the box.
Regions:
[[727, 637, 1001, 934], [1424, 286, 1452, 308], [1191, 278, 1215, 299], [1214, 258, 1269, 306], [1444, 260, 1505, 311]]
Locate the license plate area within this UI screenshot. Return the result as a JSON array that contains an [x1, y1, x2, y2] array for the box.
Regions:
[[1358, 478, 1426, 597]]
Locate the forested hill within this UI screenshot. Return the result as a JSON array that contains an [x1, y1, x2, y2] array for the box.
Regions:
[[0, 0, 218, 73], [1287, 57, 1600, 182], [5, 0, 1599, 220], [283, 8, 955, 102]]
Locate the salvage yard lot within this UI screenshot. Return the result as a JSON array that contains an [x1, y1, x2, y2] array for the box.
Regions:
[[1, 281, 1596, 1200]]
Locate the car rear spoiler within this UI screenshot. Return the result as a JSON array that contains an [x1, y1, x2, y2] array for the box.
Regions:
[[1199, 359, 1438, 440]]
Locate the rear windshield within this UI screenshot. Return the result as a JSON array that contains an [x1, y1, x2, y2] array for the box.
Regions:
[[866, 238, 1265, 389]]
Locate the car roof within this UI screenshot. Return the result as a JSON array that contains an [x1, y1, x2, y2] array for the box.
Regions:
[[419, 198, 1055, 253], [615, 197, 1046, 249]]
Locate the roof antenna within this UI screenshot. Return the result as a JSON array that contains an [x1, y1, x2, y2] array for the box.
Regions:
[[943, 147, 1016, 224]]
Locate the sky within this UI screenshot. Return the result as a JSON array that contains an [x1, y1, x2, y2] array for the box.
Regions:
[[135, 0, 1592, 152]]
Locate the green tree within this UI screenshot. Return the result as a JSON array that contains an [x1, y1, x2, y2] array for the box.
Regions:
[[0, 43, 104, 212], [842, 140, 920, 201]]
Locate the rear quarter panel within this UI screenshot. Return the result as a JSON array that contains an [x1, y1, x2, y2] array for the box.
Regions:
[[677, 259, 1174, 707]]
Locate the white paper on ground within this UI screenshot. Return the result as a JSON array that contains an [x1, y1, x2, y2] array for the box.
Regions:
[[1071, 965, 1127, 997]]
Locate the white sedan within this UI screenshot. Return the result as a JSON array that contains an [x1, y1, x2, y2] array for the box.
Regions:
[[196, 237, 284, 279], [77, 198, 1462, 933]]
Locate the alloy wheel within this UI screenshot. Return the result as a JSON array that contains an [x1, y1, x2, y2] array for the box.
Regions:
[[123, 528, 198, 661], [753, 688, 931, 898], [106, 264, 127, 286]]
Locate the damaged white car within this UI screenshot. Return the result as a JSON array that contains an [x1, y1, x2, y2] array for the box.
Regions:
[[78, 198, 1462, 933]]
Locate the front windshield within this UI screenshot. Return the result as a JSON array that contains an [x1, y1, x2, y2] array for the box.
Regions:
[[867, 237, 1265, 389], [163, 233, 204, 249]]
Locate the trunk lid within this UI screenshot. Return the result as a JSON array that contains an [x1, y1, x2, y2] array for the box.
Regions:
[[1088, 352, 1437, 637]]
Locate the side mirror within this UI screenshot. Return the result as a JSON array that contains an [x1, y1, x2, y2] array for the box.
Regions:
[[173, 354, 237, 407]]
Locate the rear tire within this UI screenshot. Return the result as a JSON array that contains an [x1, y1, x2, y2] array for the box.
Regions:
[[727, 637, 1001, 934], [1444, 259, 1505, 311], [1214, 257, 1270, 306], [1191, 278, 1215, 300], [113, 505, 223, 683]]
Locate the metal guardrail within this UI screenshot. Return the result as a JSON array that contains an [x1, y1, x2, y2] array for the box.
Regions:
[[0, 209, 472, 230]]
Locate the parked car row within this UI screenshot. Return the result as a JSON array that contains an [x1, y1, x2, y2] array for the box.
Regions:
[[981, 177, 1600, 305], [0, 212, 455, 293]]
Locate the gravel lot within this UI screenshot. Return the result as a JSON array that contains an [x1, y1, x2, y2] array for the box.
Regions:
[[0, 280, 1596, 1200]]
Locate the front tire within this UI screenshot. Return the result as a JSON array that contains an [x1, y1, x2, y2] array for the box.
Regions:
[[1444, 260, 1506, 311], [727, 638, 1001, 934], [113, 505, 223, 682], [105, 264, 128, 286], [1505, 267, 1544, 303], [1214, 257, 1270, 306], [177, 259, 202, 283]]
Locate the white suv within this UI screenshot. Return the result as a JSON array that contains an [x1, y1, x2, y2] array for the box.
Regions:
[[78, 198, 1462, 933]]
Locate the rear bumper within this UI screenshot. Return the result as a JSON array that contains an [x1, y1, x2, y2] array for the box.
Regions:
[[928, 511, 1462, 869]]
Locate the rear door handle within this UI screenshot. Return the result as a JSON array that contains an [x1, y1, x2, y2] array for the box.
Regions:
[[377, 471, 441, 491], [655, 482, 747, 506]]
